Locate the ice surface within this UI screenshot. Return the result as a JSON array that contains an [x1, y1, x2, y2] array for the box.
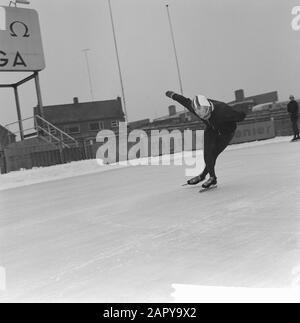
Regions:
[[0, 137, 299, 302], [171, 284, 300, 303]]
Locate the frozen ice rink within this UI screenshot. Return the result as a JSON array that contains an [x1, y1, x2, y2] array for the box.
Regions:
[[0, 139, 300, 302]]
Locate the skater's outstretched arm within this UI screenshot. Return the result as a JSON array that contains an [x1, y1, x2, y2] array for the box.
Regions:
[[166, 91, 246, 123], [165, 91, 196, 115]]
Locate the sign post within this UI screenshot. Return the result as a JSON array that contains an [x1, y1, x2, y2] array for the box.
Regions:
[[13, 86, 24, 140], [0, 5, 45, 140]]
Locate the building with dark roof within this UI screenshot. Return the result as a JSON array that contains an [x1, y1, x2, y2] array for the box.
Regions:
[[228, 89, 278, 112], [128, 118, 151, 130], [152, 105, 198, 126], [149, 89, 279, 127], [35, 97, 125, 143]]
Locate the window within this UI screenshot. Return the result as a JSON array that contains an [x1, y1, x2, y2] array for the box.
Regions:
[[64, 125, 81, 134], [111, 120, 119, 128], [87, 139, 95, 146], [88, 122, 104, 131]]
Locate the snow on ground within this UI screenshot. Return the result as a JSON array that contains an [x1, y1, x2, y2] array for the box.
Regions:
[[0, 159, 128, 192], [0, 136, 299, 302], [0, 136, 290, 192]]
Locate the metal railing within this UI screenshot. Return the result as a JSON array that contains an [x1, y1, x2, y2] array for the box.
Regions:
[[5, 117, 37, 144], [5, 115, 79, 148]]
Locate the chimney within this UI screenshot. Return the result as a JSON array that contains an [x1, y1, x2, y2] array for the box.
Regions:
[[235, 89, 245, 102], [168, 105, 176, 116], [73, 97, 79, 104]]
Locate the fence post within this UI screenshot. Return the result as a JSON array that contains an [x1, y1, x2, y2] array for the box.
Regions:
[[270, 117, 276, 137], [59, 145, 65, 164], [82, 140, 88, 160], [0, 150, 7, 174]]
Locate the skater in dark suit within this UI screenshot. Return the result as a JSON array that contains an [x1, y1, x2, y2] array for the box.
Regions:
[[166, 91, 246, 188], [287, 95, 300, 141]]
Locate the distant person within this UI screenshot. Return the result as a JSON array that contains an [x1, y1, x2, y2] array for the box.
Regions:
[[287, 95, 300, 141], [166, 91, 247, 189]]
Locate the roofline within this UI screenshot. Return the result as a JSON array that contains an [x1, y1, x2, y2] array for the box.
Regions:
[[153, 111, 187, 122], [228, 91, 278, 104], [42, 97, 122, 109], [48, 116, 125, 125], [228, 99, 255, 105]]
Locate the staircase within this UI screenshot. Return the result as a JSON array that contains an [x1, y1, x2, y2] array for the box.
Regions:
[[5, 115, 79, 149], [35, 115, 78, 148]]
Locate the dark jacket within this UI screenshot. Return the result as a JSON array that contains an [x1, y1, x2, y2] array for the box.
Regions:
[[171, 93, 246, 134], [287, 100, 299, 120]]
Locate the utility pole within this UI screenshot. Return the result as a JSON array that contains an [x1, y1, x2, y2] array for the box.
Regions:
[[108, 0, 128, 121], [166, 4, 184, 95], [82, 48, 95, 101]]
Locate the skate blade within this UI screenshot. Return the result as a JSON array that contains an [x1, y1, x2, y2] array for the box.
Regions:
[[199, 185, 218, 193]]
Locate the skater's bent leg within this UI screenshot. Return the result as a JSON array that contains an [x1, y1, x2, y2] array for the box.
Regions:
[[203, 129, 218, 178], [213, 131, 235, 158], [199, 166, 209, 178], [210, 131, 235, 176]]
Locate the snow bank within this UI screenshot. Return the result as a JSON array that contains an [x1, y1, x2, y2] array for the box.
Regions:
[[0, 137, 290, 191]]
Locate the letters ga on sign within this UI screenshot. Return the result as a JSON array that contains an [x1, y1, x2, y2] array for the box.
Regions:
[[0, 6, 45, 71]]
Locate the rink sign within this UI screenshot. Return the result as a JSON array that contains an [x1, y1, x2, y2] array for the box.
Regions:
[[0, 6, 45, 71]]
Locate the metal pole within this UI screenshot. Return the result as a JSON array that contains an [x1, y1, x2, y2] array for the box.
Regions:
[[13, 86, 24, 141], [166, 4, 184, 95], [108, 0, 128, 121], [34, 72, 44, 118], [16, 73, 36, 87], [82, 49, 95, 101]]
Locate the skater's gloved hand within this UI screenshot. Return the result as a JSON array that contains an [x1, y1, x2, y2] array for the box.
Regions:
[[165, 91, 176, 99]]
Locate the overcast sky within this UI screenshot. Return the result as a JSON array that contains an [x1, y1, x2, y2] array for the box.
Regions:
[[0, 0, 300, 127]]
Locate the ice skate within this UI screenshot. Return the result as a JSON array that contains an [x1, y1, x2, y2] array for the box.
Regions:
[[182, 174, 206, 186], [201, 176, 217, 190]]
